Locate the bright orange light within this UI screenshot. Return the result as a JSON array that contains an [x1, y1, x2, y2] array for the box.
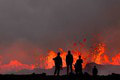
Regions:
[[39, 41, 120, 69]]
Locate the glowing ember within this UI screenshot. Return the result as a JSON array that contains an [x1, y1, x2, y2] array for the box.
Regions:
[[39, 40, 120, 69], [0, 37, 120, 73]]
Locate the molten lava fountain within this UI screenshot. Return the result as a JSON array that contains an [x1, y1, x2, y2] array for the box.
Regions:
[[39, 39, 120, 69]]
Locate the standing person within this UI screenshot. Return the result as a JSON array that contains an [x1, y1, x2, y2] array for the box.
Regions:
[[92, 66, 98, 77], [74, 56, 83, 75], [53, 52, 62, 76], [66, 50, 73, 75]]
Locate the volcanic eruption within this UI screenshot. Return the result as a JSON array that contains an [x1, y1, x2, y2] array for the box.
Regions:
[[0, 0, 120, 75], [0, 34, 120, 75], [39, 38, 120, 70]]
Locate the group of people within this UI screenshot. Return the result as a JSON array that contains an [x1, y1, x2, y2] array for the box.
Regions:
[[53, 50, 98, 76], [53, 50, 83, 76]]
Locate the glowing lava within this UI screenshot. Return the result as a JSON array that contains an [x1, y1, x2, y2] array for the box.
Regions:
[[0, 38, 120, 73], [39, 40, 120, 69]]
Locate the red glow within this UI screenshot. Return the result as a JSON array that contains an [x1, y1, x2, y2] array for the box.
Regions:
[[0, 60, 35, 73], [111, 53, 120, 65], [40, 42, 120, 69], [0, 37, 120, 73]]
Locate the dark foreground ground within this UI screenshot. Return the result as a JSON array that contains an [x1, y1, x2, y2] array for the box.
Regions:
[[0, 73, 120, 80]]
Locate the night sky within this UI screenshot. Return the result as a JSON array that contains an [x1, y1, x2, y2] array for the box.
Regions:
[[0, 0, 120, 73]]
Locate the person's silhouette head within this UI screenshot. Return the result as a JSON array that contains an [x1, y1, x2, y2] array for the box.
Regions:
[[57, 52, 60, 56], [68, 50, 71, 55], [79, 55, 81, 59], [94, 66, 96, 68]]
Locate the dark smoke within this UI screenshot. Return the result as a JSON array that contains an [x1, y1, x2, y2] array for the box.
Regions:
[[0, 0, 120, 73]]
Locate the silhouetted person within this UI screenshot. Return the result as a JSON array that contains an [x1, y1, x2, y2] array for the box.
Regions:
[[66, 50, 73, 75], [74, 56, 83, 76], [53, 52, 62, 76], [92, 66, 98, 77]]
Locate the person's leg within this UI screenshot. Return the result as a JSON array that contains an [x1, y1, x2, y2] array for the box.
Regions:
[[57, 67, 60, 76], [54, 67, 57, 76], [70, 64, 73, 73], [75, 70, 78, 75], [79, 68, 83, 77], [67, 64, 69, 75], [80, 68, 83, 75]]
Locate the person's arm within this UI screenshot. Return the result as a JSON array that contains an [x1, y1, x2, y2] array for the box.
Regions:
[[72, 55, 73, 63], [66, 55, 68, 64], [66, 56, 67, 63], [81, 59, 83, 63], [96, 68, 98, 74], [53, 57, 56, 61], [60, 58, 63, 67]]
